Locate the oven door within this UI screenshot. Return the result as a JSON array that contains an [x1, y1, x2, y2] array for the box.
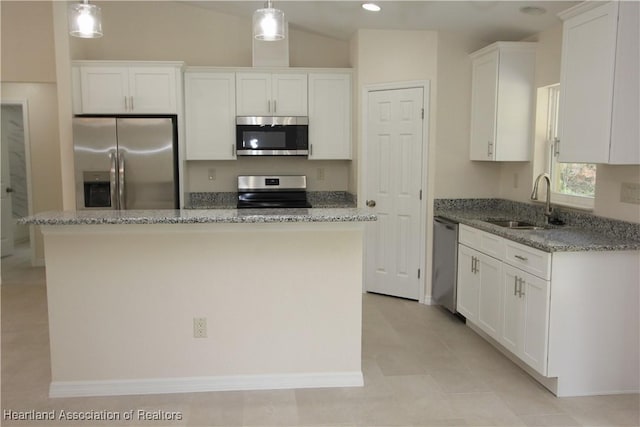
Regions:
[[236, 116, 308, 156]]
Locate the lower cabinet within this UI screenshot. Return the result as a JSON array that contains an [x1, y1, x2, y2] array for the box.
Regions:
[[456, 224, 551, 376]]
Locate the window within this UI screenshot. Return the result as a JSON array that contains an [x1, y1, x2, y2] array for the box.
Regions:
[[547, 85, 596, 209]]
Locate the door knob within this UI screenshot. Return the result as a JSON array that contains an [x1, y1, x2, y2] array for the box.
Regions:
[[366, 200, 376, 207]]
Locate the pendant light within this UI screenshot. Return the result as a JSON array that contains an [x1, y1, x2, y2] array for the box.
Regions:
[[253, 0, 285, 41], [68, 0, 103, 38]]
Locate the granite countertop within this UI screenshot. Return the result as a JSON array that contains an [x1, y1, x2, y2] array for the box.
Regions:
[[437, 208, 640, 253], [19, 208, 376, 226]]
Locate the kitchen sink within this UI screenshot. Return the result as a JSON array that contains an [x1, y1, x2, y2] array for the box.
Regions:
[[483, 219, 547, 230]]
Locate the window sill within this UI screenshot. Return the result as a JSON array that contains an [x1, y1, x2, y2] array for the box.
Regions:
[[550, 193, 594, 211]]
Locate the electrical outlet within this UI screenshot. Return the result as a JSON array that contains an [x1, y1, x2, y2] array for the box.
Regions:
[[620, 182, 640, 204], [208, 168, 216, 181], [317, 168, 325, 181], [193, 317, 207, 338]]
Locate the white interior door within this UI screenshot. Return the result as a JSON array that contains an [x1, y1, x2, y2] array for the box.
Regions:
[[365, 87, 424, 300]]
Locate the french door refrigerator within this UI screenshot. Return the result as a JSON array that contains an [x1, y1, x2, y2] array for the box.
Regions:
[[73, 117, 178, 210]]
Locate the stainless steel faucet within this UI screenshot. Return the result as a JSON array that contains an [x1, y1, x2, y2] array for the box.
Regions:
[[531, 173, 553, 221]]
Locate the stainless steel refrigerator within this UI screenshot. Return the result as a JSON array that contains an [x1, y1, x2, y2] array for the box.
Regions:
[[73, 117, 178, 210]]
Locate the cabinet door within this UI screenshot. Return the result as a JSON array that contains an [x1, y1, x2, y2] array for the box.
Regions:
[[308, 73, 351, 160], [476, 252, 502, 340], [501, 265, 550, 376], [470, 50, 498, 161], [500, 265, 522, 355], [609, 1, 640, 164], [558, 2, 618, 163], [236, 73, 271, 116], [457, 244, 479, 321], [185, 73, 236, 160], [272, 74, 308, 116], [128, 67, 178, 113], [80, 67, 129, 114], [520, 271, 550, 375]]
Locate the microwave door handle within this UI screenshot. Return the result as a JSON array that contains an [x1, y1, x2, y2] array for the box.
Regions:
[[109, 149, 118, 210], [118, 151, 126, 210]]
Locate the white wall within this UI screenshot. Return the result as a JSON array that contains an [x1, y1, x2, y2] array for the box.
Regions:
[[434, 32, 502, 199], [1, 1, 63, 262], [187, 159, 350, 193]]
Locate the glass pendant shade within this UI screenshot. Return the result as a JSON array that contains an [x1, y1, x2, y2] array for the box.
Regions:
[[68, 1, 103, 38], [253, 1, 285, 41]]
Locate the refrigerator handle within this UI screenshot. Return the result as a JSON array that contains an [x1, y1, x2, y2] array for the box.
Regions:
[[118, 151, 126, 210], [109, 150, 118, 210]]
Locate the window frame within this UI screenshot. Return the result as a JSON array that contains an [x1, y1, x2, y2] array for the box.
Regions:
[[547, 85, 596, 210]]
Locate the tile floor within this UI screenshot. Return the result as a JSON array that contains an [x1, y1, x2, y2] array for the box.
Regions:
[[1, 245, 639, 426]]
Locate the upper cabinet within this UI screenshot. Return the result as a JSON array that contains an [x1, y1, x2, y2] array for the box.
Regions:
[[184, 71, 236, 161], [308, 73, 352, 160], [558, 1, 639, 164], [72, 62, 183, 114], [236, 72, 307, 116], [469, 42, 536, 161]]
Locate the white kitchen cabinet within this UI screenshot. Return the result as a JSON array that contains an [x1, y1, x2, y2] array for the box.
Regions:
[[184, 71, 236, 160], [456, 244, 479, 322], [469, 42, 536, 161], [456, 224, 639, 396], [236, 72, 307, 116], [457, 224, 550, 374], [75, 63, 181, 114], [308, 73, 352, 160], [476, 251, 503, 341], [558, 1, 639, 164], [501, 264, 550, 376], [457, 239, 503, 341]]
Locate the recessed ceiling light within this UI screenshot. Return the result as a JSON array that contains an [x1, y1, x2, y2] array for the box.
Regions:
[[520, 6, 547, 16], [362, 3, 381, 12]]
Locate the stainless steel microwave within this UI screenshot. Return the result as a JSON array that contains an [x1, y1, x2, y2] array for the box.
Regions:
[[236, 116, 309, 156]]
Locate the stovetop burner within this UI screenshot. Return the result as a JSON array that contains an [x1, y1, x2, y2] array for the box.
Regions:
[[237, 175, 312, 209]]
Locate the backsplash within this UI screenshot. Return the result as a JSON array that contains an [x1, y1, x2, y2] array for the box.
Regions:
[[435, 198, 640, 242], [187, 191, 356, 209]]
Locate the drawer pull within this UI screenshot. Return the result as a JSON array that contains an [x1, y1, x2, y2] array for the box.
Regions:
[[514, 276, 518, 296], [514, 255, 528, 261]]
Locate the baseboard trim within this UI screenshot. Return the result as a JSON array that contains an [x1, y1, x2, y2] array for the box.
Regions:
[[49, 371, 364, 398]]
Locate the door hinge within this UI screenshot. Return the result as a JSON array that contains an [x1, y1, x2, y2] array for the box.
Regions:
[[418, 268, 421, 279], [421, 108, 424, 120]]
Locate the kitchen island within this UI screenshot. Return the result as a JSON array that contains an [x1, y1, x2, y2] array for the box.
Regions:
[[21, 208, 376, 398]]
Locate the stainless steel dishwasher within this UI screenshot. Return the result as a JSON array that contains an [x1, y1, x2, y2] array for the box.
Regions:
[[432, 217, 459, 313]]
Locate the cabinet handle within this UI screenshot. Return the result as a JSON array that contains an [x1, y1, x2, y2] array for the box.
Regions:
[[310, 144, 313, 156], [124, 96, 128, 111], [487, 141, 494, 157], [274, 99, 277, 113], [514, 276, 518, 296], [268, 100, 271, 113], [514, 255, 528, 261], [518, 278, 525, 298], [553, 137, 560, 157], [474, 257, 479, 274], [130, 96, 134, 111], [470, 256, 474, 273]]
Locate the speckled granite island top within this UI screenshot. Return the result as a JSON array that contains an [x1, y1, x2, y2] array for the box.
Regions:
[[437, 209, 640, 253], [19, 208, 377, 226]]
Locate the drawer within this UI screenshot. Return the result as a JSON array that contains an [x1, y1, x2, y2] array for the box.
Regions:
[[459, 224, 505, 259], [459, 224, 481, 247], [505, 240, 551, 280]]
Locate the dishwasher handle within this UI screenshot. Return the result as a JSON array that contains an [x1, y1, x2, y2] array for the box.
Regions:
[[434, 217, 458, 231]]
